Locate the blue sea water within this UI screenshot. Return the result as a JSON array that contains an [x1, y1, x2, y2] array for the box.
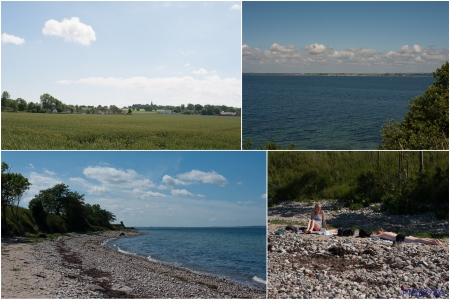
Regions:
[[243, 75, 434, 149], [104, 227, 266, 289]]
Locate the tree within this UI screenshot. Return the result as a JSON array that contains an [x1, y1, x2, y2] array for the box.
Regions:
[[187, 103, 195, 111], [30, 184, 87, 232], [381, 61, 449, 149], [127, 108, 132, 114], [1, 91, 10, 111], [1, 162, 31, 235], [195, 104, 203, 111], [16, 98, 27, 111]]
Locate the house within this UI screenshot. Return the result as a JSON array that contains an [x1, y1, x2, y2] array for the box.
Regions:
[[52, 109, 58, 114], [163, 110, 172, 114], [64, 108, 72, 114], [77, 109, 87, 114], [220, 111, 237, 116]]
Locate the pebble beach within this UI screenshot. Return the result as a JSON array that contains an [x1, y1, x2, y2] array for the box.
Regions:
[[268, 201, 449, 299], [1, 231, 265, 299]]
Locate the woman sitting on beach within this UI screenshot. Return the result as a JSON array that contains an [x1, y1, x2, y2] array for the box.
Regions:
[[370, 228, 443, 245], [304, 202, 328, 233]]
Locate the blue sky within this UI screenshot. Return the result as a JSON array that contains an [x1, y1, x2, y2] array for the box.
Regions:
[[243, 1, 449, 73], [1, 1, 241, 107], [1, 151, 267, 227]]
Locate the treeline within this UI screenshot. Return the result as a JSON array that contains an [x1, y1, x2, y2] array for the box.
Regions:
[[131, 103, 241, 115], [268, 151, 448, 216], [1, 91, 241, 116], [1, 162, 117, 237]]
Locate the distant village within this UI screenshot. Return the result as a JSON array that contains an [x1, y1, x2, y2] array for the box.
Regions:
[[1, 92, 241, 116]]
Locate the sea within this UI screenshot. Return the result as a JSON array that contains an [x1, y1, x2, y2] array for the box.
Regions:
[[242, 75, 434, 149], [104, 226, 266, 289]]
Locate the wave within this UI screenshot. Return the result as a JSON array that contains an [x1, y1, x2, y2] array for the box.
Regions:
[[118, 247, 137, 256], [252, 276, 266, 284]]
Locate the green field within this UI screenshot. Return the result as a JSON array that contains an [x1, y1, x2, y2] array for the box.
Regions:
[[1, 112, 241, 149]]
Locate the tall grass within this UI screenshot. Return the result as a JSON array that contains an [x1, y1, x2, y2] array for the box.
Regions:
[[1, 113, 241, 150]]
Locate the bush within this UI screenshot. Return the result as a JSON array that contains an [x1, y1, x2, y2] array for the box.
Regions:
[[46, 215, 67, 233], [349, 203, 363, 211]]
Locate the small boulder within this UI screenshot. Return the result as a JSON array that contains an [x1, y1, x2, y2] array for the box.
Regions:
[[86, 284, 105, 292]]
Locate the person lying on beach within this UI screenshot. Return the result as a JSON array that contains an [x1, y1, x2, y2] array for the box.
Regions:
[[304, 202, 328, 233], [370, 228, 443, 245]]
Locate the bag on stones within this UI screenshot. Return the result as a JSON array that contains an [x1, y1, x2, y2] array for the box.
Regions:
[[285, 224, 297, 231], [358, 228, 372, 238], [338, 228, 354, 236]]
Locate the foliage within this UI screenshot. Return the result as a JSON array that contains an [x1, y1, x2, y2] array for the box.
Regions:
[[2, 113, 241, 149], [46, 214, 67, 233], [381, 62, 449, 149], [268, 151, 448, 215], [244, 139, 296, 150], [1, 162, 31, 235], [3, 206, 38, 236]]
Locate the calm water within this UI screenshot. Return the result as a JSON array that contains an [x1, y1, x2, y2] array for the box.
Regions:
[[243, 75, 433, 149], [104, 227, 266, 289]]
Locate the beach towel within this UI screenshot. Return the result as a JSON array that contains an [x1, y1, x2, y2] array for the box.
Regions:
[[368, 237, 424, 245]]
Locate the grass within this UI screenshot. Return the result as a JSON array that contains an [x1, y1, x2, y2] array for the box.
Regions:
[[268, 219, 306, 226], [10, 268, 21, 271], [1, 112, 241, 149]]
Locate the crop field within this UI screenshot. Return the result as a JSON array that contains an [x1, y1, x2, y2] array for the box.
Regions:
[[1, 113, 241, 150]]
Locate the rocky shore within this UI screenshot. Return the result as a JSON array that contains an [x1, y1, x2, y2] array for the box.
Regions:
[[268, 201, 449, 299], [2, 231, 265, 299]]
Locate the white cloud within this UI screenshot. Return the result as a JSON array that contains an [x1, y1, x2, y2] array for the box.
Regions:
[[185, 63, 191, 67], [238, 201, 255, 205], [88, 185, 110, 194], [83, 166, 155, 188], [43, 168, 55, 175], [243, 42, 449, 71], [302, 43, 330, 56], [171, 189, 195, 197], [42, 17, 96, 46], [56, 75, 241, 107], [192, 68, 208, 75], [230, 4, 241, 10], [132, 188, 167, 199], [237, 181, 243, 185], [179, 49, 196, 55], [162, 175, 190, 187], [29, 163, 35, 169], [69, 177, 110, 194], [55, 80, 73, 84], [1, 33, 25, 45], [177, 170, 228, 186], [261, 194, 267, 199]]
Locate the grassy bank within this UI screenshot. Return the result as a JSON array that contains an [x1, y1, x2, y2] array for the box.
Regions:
[[1, 112, 241, 149]]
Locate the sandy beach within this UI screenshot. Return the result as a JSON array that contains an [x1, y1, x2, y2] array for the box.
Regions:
[[1, 231, 265, 299]]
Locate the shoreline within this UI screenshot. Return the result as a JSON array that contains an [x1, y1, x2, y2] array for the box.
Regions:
[[1, 231, 265, 299], [102, 231, 266, 290]]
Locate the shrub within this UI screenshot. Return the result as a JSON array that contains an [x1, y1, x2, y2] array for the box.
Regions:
[[46, 215, 67, 233]]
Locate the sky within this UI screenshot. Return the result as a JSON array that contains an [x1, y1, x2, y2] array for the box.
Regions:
[[1, 1, 242, 108], [1, 151, 267, 227], [243, 1, 449, 73]]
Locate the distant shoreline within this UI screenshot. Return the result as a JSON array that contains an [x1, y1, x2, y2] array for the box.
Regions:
[[243, 72, 433, 77]]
